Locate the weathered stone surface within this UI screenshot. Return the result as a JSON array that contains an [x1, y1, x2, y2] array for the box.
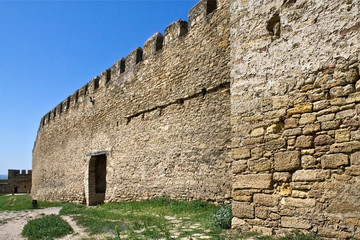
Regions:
[[280, 197, 316, 208], [251, 127, 264, 137], [351, 152, 360, 165], [253, 194, 279, 207], [335, 129, 350, 143], [255, 207, 268, 219], [330, 141, 360, 153], [299, 113, 316, 125], [321, 153, 349, 169], [249, 158, 271, 172], [281, 217, 312, 229], [292, 170, 327, 182], [314, 135, 333, 146], [232, 201, 254, 219], [273, 172, 291, 182], [284, 118, 298, 129], [233, 174, 272, 190], [232, 148, 251, 160], [301, 155, 317, 169], [232, 160, 247, 174], [287, 103, 313, 115], [295, 136, 313, 148], [274, 151, 300, 171]]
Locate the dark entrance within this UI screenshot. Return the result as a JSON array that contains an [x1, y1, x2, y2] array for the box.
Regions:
[[88, 154, 107, 205], [13, 187, 18, 194]]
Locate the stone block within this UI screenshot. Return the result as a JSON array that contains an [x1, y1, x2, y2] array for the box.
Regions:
[[330, 141, 360, 153], [232, 160, 247, 174], [321, 120, 341, 130], [281, 217, 311, 229], [287, 103, 313, 115], [313, 100, 329, 111], [346, 68, 359, 83], [251, 127, 264, 137], [299, 113, 316, 125], [280, 197, 316, 208], [231, 217, 249, 230], [232, 201, 254, 219], [314, 135, 333, 146], [291, 190, 307, 198], [283, 128, 302, 136], [274, 151, 300, 171], [302, 123, 320, 135], [249, 158, 271, 172], [351, 130, 360, 140], [321, 153, 349, 169], [266, 122, 284, 134], [255, 207, 268, 219], [292, 170, 327, 182], [284, 118, 298, 129], [233, 174, 272, 190], [231, 148, 251, 160], [265, 138, 286, 150], [301, 155, 317, 169], [273, 172, 291, 182], [253, 193, 279, 207], [335, 109, 355, 119], [295, 136, 313, 148], [252, 226, 273, 235], [335, 129, 350, 143], [350, 152, 360, 165], [317, 113, 335, 122]]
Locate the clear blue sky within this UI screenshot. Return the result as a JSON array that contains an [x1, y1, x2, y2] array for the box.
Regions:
[[0, 0, 198, 175]]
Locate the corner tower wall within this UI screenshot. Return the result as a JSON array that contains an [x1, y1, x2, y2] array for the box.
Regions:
[[230, 0, 360, 237], [32, 0, 231, 203]]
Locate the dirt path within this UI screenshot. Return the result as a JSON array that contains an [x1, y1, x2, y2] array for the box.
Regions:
[[0, 207, 88, 240]]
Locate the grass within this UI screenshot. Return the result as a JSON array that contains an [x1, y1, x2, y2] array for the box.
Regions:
[[0, 194, 63, 211], [22, 214, 73, 240], [59, 197, 229, 239]]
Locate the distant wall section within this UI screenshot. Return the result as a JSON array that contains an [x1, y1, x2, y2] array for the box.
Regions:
[[32, 0, 231, 204]]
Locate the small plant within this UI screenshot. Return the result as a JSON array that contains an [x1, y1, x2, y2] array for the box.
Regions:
[[22, 214, 73, 240], [210, 204, 232, 229]]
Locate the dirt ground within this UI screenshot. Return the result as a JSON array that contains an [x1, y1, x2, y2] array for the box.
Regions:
[[0, 207, 88, 240]]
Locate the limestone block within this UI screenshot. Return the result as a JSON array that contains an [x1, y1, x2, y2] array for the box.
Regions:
[[281, 217, 312, 229], [317, 113, 335, 122], [321, 120, 341, 130], [253, 193, 279, 207], [282, 128, 302, 136], [346, 68, 359, 83], [330, 141, 360, 153], [313, 100, 329, 111], [249, 158, 271, 172], [321, 153, 349, 169], [280, 197, 316, 208], [303, 123, 320, 135], [252, 226, 273, 235], [292, 170, 327, 182], [231, 148, 251, 160], [291, 190, 307, 198], [314, 135, 334, 146], [335, 129, 350, 143], [301, 155, 317, 169], [351, 130, 360, 140], [350, 152, 360, 165], [255, 207, 268, 219], [295, 136, 313, 148], [233, 174, 272, 190], [287, 103, 312, 115], [299, 113, 316, 125], [231, 217, 250, 230], [274, 151, 300, 171], [251, 127, 264, 137], [233, 201, 254, 218], [265, 138, 286, 150], [335, 109, 355, 119], [273, 172, 291, 182], [233, 160, 247, 173], [285, 118, 298, 129]]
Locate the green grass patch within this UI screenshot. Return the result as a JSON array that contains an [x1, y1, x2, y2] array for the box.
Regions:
[[60, 197, 227, 239], [0, 195, 63, 211], [22, 214, 73, 240]]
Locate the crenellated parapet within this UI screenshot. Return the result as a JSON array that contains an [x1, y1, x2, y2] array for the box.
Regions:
[[38, 0, 221, 129]]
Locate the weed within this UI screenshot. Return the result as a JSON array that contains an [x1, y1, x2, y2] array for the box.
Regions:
[[22, 214, 73, 240], [210, 204, 232, 229]]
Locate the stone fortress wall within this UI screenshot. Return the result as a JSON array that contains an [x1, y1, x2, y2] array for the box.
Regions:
[[32, 0, 232, 204], [32, 0, 360, 238], [0, 169, 32, 194], [230, 0, 360, 238]]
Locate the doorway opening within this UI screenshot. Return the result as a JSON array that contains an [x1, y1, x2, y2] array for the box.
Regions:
[[88, 154, 107, 205]]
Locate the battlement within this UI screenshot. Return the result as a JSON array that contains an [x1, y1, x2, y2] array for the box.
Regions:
[[38, 0, 222, 129], [8, 169, 32, 178]]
